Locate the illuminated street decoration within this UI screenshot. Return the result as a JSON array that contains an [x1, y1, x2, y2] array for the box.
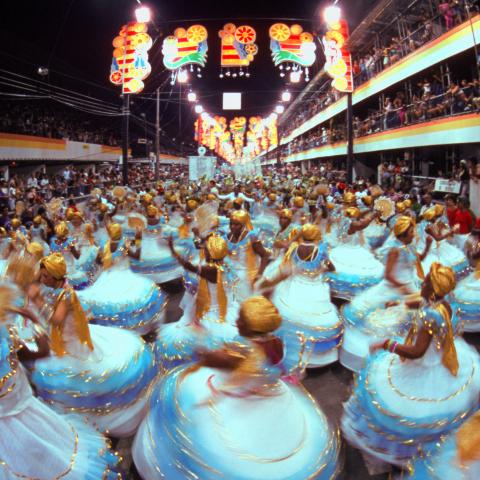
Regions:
[[162, 25, 208, 81], [269, 23, 316, 81], [195, 113, 277, 164], [323, 16, 353, 92], [110, 22, 152, 94], [218, 23, 258, 78]]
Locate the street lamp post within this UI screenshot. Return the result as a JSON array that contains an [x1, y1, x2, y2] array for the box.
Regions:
[[155, 87, 160, 180], [121, 93, 130, 186]]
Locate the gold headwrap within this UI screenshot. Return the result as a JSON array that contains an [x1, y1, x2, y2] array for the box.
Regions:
[[456, 411, 480, 465], [404, 199, 412, 208], [26, 242, 44, 260], [107, 223, 122, 241], [268, 193, 277, 202], [396, 201, 406, 213], [345, 207, 361, 219], [99, 203, 108, 213], [206, 235, 228, 260], [343, 192, 356, 204], [187, 199, 198, 211], [362, 195, 373, 206], [434, 204, 444, 217], [394, 216, 415, 238], [240, 296, 281, 334], [71, 211, 83, 222], [11, 218, 21, 229], [143, 193, 153, 205], [231, 210, 253, 231], [430, 262, 456, 298], [233, 197, 244, 206], [279, 209, 293, 220], [146, 205, 158, 218], [66, 207, 75, 220], [293, 196, 304, 208], [301, 223, 321, 242], [55, 221, 69, 238], [0, 227, 6, 237], [33, 215, 43, 226], [207, 193, 217, 200], [422, 206, 437, 222], [41, 253, 67, 280]]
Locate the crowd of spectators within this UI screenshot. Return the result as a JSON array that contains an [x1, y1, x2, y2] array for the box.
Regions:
[[0, 100, 121, 146], [281, 0, 479, 140]]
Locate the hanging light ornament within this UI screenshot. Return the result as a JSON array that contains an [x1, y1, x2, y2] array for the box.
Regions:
[[269, 23, 316, 82], [110, 22, 152, 94], [219, 23, 258, 79], [162, 25, 208, 83]]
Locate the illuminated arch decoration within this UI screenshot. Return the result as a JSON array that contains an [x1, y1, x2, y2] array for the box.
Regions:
[[162, 25, 208, 83], [218, 23, 258, 78], [110, 22, 152, 94], [323, 18, 353, 92], [269, 23, 316, 81]]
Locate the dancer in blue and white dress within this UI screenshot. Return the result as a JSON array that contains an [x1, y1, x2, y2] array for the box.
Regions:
[[265, 223, 342, 367], [156, 234, 239, 371], [133, 296, 341, 480], [327, 205, 384, 300], [340, 216, 432, 371], [342, 263, 480, 470], [78, 223, 167, 334], [404, 410, 480, 479], [420, 205, 470, 279], [0, 285, 122, 479], [28, 252, 158, 438], [225, 210, 270, 302], [451, 221, 480, 331]]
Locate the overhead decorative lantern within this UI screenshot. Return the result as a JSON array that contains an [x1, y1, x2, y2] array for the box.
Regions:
[[218, 23, 258, 78], [110, 22, 152, 94], [269, 23, 316, 81], [323, 15, 353, 92], [162, 25, 208, 84]]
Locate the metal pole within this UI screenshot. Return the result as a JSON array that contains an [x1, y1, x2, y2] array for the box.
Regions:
[[346, 92, 354, 183], [155, 87, 160, 180], [122, 93, 130, 186]]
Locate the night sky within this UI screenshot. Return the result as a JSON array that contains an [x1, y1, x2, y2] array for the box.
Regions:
[[0, 0, 377, 150]]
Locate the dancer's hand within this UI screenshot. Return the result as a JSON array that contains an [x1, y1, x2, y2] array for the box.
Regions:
[[369, 341, 385, 354]]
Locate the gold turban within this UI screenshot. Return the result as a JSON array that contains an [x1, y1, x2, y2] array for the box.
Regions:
[[207, 193, 217, 200], [99, 203, 108, 213], [396, 201, 406, 213], [206, 234, 228, 260], [33, 215, 43, 226], [422, 206, 437, 222], [187, 199, 198, 211], [233, 197, 244, 206], [434, 204, 444, 217], [404, 199, 412, 208], [362, 195, 373, 206], [41, 253, 67, 280], [394, 216, 415, 238], [146, 205, 158, 218], [279, 208, 293, 220], [55, 221, 69, 238], [66, 207, 75, 220], [107, 223, 122, 241], [231, 210, 253, 231], [268, 193, 277, 202], [343, 192, 356, 204], [71, 211, 83, 221], [326, 202, 335, 210], [301, 223, 321, 242], [11, 218, 21, 229], [27, 242, 44, 260], [430, 262, 455, 297], [0, 227, 6, 237], [293, 196, 304, 208], [345, 207, 361, 219], [240, 296, 281, 334], [167, 194, 177, 204], [143, 193, 153, 205]]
